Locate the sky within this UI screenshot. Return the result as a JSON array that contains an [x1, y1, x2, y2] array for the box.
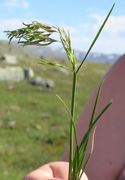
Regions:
[[0, 0, 125, 54]]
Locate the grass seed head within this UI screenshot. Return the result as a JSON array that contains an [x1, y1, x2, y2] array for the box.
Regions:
[[5, 21, 57, 46]]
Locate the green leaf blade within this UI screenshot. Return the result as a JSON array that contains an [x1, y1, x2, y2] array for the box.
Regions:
[[76, 3, 115, 73], [39, 59, 66, 68]]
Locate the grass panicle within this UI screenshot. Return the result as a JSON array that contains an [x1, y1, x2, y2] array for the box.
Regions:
[[5, 21, 57, 46]]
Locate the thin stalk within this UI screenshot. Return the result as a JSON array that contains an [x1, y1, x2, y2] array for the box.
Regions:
[[76, 3, 115, 74], [68, 71, 77, 180]]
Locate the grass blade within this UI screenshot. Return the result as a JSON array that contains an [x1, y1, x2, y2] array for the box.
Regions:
[[89, 81, 104, 127], [56, 94, 70, 115], [74, 100, 112, 176], [40, 59, 66, 68], [80, 127, 96, 180], [56, 94, 78, 151], [75, 84, 103, 171], [76, 3, 115, 74], [91, 100, 112, 128]]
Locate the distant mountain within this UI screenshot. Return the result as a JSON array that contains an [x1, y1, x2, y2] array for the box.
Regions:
[[0, 41, 121, 63], [26, 46, 121, 63], [74, 50, 121, 63]]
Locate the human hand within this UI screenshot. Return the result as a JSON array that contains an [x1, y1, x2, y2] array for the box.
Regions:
[[24, 161, 88, 180]]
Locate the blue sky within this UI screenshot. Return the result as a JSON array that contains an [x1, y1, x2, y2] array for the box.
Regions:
[[0, 0, 125, 54]]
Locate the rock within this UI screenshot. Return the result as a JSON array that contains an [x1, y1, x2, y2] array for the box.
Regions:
[[30, 76, 45, 87], [24, 67, 34, 80], [45, 79, 55, 89], [0, 54, 17, 65], [0, 66, 24, 82], [7, 120, 16, 128], [0, 66, 34, 82], [29, 76, 55, 90]]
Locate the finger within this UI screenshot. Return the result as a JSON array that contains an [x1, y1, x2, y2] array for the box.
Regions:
[[80, 172, 88, 180], [48, 161, 69, 179], [48, 178, 62, 180], [24, 166, 53, 180]]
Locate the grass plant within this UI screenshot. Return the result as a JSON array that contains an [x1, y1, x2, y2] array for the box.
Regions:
[[5, 4, 114, 180]]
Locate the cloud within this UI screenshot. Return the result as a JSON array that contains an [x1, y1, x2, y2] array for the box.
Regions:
[[1, 15, 125, 54], [61, 25, 76, 34], [70, 14, 125, 53], [91, 14, 125, 36], [2, 0, 29, 9], [0, 19, 31, 31]]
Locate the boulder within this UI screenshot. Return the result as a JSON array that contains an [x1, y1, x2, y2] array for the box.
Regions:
[[0, 54, 17, 65], [24, 67, 34, 80], [0, 66, 34, 82], [30, 76, 46, 87], [0, 66, 24, 81], [45, 79, 55, 89], [29, 76, 55, 89]]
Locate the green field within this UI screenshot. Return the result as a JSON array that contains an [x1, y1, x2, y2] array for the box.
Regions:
[[0, 55, 110, 179]]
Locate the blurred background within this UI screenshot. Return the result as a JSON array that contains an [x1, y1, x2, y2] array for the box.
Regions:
[[0, 0, 124, 179]]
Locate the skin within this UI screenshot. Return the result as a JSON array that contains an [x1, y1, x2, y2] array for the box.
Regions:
[[64, 55, 125, 180], [24, 55, 125, 180], [76, 55, 125, 180], [24, 161, 88, 180], [24, 161, 125, 180]]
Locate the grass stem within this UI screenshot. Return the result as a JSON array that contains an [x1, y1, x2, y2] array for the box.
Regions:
[[68, 71, 77, 180]]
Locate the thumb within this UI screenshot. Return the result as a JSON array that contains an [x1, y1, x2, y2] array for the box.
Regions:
[[80, 172, 88, 180]]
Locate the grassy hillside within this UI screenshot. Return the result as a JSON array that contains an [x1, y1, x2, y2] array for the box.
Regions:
[[0, 43, 110, 179]]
